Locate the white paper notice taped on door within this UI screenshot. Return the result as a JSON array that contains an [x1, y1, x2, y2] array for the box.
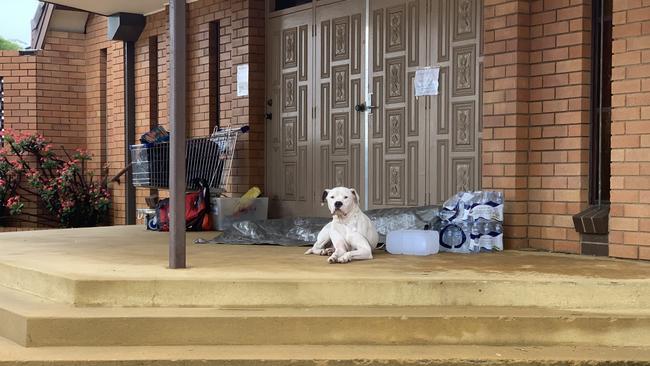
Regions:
[[414, 67, 440, 97], [237, 64, 249, 97]]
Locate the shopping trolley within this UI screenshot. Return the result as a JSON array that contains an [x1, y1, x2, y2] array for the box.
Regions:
[[129, 125, 249, 195]]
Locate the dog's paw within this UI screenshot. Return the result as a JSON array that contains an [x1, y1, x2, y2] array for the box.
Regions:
[[337, 252, 352, 263], [327, 254, 338, 264], [320, 248, 335, 256], [304, 248, 313, 255]]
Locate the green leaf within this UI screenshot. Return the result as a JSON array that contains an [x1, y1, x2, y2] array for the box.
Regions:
[[0, 36, 21, 51]]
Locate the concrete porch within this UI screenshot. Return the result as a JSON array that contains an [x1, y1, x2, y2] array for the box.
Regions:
[[0, 226, 650, 364], [1, 226, 650, 308]]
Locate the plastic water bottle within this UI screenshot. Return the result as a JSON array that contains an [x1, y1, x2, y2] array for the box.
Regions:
[[441, 224, 463, 248], [439, 220, 472, 252], [469, 219, 483, 253], [439, 194, 460, 221], [386, 230, 440, 256], [493, 191, 504, 205]]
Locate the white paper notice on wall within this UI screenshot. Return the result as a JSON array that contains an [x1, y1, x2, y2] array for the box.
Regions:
[[237, 64, 249, 97], [414, 67, 440, 96]]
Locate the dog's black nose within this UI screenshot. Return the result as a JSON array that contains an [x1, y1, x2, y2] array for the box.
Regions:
[[334, 201, 343, 208]]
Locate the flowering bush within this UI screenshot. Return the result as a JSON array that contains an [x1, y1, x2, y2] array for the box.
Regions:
[[0, 129, 110, 228]]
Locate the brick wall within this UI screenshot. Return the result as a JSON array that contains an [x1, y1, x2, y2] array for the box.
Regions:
[[0, 51, 37, 135], [482, 0, 592, 252], [84, 15, 123, 222], [36, 31, 87, 149], [1, 33, 88, 151], [0, 50, 38, 230], [0, 0, 266, 227], [101, 0, 265, 223], [482, 0, 531, 249], [4, 0, 649, 261], [526, 0, 591, 254], [610, 0, 650, 260], [1, 31, 91, 228]]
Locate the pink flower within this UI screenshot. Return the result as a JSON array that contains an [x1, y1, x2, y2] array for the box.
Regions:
[[6, 195, 20, 207]]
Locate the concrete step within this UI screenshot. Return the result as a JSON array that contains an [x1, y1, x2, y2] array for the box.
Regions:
[[1, 258, 650, 309], [1, 286, 650, 348], [0, 336, 649, 366]]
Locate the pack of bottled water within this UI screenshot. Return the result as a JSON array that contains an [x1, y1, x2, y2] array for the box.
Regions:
[[470, 218, 504, 251], [431, 191, 504, 253], [469, 191, 504, 222]]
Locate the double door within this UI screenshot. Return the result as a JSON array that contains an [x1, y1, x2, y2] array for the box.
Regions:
[[266, 0, 481, 217]]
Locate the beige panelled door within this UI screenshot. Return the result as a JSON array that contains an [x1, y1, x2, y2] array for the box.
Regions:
[[367, 0, 482, 208], [266, 0, 366, 217], [367, 0, 428, 208], [266, 7, 314, 217], [314, 0, 366, 209], [427, 0, 482, 204], [266, 0, 482, 217]]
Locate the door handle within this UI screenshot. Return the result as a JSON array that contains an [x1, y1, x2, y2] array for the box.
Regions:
[[265, 98, 273, 121], [354, 102, 379, 113]]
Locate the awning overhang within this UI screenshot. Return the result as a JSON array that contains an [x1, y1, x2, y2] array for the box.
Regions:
[[43, 0, 169, 16]]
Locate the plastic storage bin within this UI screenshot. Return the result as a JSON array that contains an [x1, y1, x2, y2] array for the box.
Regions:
[[210, 197, 269, 231], [386, 230, 440, 256]]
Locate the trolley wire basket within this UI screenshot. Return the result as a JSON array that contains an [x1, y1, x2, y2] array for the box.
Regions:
[[130, 126, 248, 195]]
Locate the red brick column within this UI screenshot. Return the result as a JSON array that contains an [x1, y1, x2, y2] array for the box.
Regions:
[[610, 0, 650, 260], [482, 0, 531, 249], [482, 0, 592, 252], [224, 0, 266, 194], [526, 0, 591, 254]]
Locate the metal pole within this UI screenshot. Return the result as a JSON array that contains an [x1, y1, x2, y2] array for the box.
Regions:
[[169, 0, 187, 269]]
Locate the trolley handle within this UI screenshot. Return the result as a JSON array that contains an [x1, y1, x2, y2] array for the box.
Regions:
[[212, 125, 249, 136]]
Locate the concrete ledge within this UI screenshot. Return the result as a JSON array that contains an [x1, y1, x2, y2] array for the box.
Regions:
[[72, 277, 650, 308], [1, 264, 650, 308], [0, 262, 76, 304], [1, 286, 650, 348], [1, 338, 649, 366]]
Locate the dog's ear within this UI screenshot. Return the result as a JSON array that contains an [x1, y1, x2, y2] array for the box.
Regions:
[[350, 188, 359, 204], [321, 189, 330, 205]]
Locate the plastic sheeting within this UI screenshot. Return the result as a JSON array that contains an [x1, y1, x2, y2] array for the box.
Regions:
[[194, 206, 439, 246]]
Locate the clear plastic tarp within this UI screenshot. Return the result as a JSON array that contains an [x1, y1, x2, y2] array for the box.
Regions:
[[194, 206, 439, 246]]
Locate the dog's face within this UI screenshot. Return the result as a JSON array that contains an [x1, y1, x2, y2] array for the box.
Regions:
[[322, 187, 359, 216]]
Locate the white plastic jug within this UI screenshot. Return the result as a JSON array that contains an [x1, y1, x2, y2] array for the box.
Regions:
[[386, 230, 440, 256]]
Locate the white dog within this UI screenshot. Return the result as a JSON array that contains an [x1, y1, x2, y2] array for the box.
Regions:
[[304, 187, 379, 263]]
